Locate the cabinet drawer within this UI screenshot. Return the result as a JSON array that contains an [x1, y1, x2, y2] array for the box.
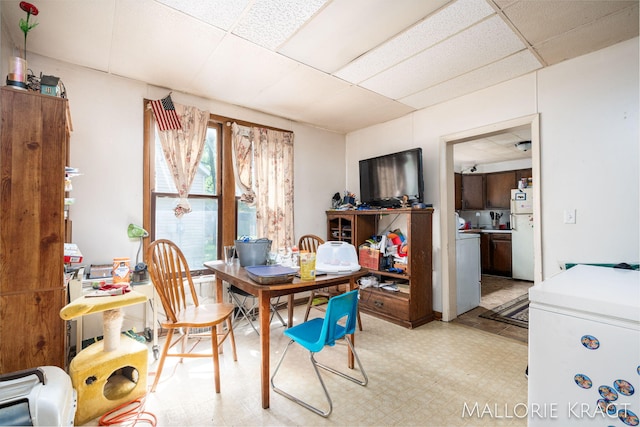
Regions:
[[359, 289, 409, 321]]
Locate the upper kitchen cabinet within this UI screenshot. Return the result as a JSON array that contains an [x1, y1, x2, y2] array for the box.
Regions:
[[461, 174, 484, 210], [516, 169, 532, 182], [485, 171, 516, 209]]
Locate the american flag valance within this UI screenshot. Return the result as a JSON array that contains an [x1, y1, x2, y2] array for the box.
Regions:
[[150, 94, 182, 131]]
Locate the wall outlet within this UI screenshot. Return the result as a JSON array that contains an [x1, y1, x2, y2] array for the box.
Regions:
[[564, 209, 576, 224]]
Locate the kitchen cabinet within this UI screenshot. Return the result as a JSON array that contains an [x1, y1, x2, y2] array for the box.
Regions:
[[461, 174, 484, 210], [485, 171, 515, 209], [326, 208, 434, 328], [460, 169, 532, 212], [480, 232, 512, 277], [0, 87, 70, 372], [515, 168, 532, 183]]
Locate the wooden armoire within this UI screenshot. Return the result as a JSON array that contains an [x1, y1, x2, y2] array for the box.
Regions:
[[0, 87, 70, 373]]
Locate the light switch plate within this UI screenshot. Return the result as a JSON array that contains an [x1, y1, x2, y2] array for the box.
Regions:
[[564, 209, 576, 224]]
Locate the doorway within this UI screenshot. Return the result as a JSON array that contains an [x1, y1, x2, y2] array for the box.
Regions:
[[439, 114, 542, 322]]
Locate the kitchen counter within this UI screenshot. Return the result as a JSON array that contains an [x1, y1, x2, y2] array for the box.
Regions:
[[461, 228, 512, 234]]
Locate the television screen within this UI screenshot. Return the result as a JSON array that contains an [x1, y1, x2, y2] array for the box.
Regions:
[[359, 148, 424, 208]]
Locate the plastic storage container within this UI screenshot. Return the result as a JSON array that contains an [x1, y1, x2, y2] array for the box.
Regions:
[[315, 241, 361, 273], [234, 238, 272, 267]]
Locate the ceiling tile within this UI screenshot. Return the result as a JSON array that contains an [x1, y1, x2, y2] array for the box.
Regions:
[[362, 15, 527, 99], [400, 49, 542, 109], [279, 0, 449, 73], [192, 35, 299, 107], [334, 0, 495, 84], [300, 86, 414, 133], [155, 0, 251, 31], [533, 4, 640, 65], [232, 0, 327, 50], [250, 65, 351, 119], [502, 0, 637, 45], [110, 0, 225, 89]]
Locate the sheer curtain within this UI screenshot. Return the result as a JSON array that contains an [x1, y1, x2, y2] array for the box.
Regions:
[[232, 123, 294, 249], [154, 102, 209, 217]]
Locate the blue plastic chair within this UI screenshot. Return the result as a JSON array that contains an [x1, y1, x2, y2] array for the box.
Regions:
[[270, 289, 368, 417]]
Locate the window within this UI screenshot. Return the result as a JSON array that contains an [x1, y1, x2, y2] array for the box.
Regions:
[[144, 106, 261, 273], [147, 117, 222, 273]]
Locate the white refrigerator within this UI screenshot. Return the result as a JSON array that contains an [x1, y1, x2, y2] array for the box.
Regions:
[[528, 265, 640, 426], [510, 188, 534, 281]]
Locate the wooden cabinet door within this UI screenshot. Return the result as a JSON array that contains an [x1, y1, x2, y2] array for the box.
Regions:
[[480, 233, 491, 273], [0, 88, 68, 371], [461, 174, 484, 210], [490, 234, 512, 276], [485, 171, 515, 209], [454, 173, 462, 211]]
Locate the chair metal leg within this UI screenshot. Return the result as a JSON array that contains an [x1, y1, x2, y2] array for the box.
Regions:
[[271, 340, 333, 417], [229, 291, 260, 335], [314, 335, 368, 386], [230, 290, 286, 335], [270, 297, 286, 326]]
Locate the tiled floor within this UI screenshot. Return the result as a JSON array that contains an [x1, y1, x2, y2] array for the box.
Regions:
[[84, 302, 529, 426], [453, 275, 533, 343]]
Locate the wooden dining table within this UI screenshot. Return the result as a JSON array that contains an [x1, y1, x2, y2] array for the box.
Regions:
[[203, 260, 367, 409]]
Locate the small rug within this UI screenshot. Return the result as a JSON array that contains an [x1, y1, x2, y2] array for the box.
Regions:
[[479, 294, 529, 329]]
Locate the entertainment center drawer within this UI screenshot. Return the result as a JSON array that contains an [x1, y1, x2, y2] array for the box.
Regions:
[[359, 289, 409, 321]]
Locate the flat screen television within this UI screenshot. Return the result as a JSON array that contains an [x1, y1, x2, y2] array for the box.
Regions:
[[359, 148, 424, 208]]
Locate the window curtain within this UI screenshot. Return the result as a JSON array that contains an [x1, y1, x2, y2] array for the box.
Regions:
[[154, 102, 209, 217], [231, 123, 256, 204], [232, 123, 294, 249]]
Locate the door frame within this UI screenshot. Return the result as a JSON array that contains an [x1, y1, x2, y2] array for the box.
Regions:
[[439, 114, 542, 322]]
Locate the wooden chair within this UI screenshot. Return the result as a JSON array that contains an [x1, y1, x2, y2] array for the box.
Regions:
[[300, 235, 363, 331], [146, 239, 237, 393]]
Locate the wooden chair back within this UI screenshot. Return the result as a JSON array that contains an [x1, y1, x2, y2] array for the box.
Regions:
[[298, 234, 325, 252], [146, 239, 199, 323]]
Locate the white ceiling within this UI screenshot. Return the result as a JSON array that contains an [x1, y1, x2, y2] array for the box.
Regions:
[[2, 0, 637, 143], [453, 126, 532, 170]]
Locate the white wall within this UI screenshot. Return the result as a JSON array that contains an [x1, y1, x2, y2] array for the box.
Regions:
[[19, 54, 344, 267], [537, 39, 639, 273], [346, 38, 639, 313]]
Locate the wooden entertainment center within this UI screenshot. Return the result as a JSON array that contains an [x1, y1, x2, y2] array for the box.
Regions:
[[326, 208, 434, 329]]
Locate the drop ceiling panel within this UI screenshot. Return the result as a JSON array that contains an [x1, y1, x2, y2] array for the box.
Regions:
[[502, 0, 637, 45], [334, 0, 495, 84], [361, 15, 527, 99], [401, 50, 542, 109], [532, 4, 640, 65], [155, 0, 251, 30], [192, 35, 299, 107], [250, 65, 352, 119], [232, 0, 328, 50], [279, 0, 448, 73], [110, 0, 225, 89], [1, 0, 116, 72], [301, 86, 414, 133]]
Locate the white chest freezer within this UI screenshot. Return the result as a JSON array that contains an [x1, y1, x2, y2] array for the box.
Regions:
[[528, 265, 640, 426]]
